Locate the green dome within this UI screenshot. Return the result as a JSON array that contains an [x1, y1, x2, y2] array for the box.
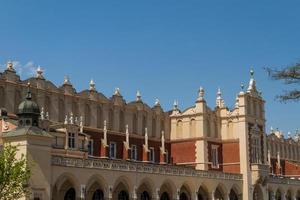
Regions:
[[17, 89, 40, 115]]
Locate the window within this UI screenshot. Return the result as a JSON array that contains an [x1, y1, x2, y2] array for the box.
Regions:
[[131, 145, 138, 161], [88, 140, 93, 156], [68, 133, 75, 149], [109, 142, 117, 159], [211, 145, 219, 168], [149, 147, 155, 163], [165, 150, 169, 163]]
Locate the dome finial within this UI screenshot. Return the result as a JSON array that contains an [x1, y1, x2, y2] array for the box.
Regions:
[[197, 87, 205, 101], [250, 68, 254, 78], [89, 79, 96, 91], [36, 66, 44, 79], [155, 98, 160, 106], [63, 75, 71, 85], [6, 60, 15, 72], [136, 90, 142, 101], [114, 87, 121, 96]]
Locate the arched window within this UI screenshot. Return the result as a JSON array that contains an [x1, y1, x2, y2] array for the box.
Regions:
[[152, 117, 156, 137], [97, 106, 103, 128], [109, 108, 114, 131], [190, 119, 196, 138], [176, 120, 183, 138], [0, 87, 5, 108], [85, 104, 91, 126], [64, 188, 76, 200], [132, 113, 137, 134], [119, 110, 125, 132], [59, 99, 65, 122]]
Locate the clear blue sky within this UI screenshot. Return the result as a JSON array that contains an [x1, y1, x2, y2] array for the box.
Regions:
[[0, 1, 300, 135]]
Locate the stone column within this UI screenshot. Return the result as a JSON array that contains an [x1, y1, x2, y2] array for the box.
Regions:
[[268, 191, 275, 200], [210, 190, 215, 200], [152, 188, 160, 200], [108, 185, 113, 200], [176, 189, 180, 200], [193, 192, 198, 200]]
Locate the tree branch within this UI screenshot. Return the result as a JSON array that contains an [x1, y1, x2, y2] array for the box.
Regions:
[[265, 63, 300, 84], [276, 89, 300, 102]]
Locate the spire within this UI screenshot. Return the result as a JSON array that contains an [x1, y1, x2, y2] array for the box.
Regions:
[[173, 100, 178, 110], [136, 90, 142, 101], [239, 83, 245, 95], [114, 87, 121, 96], [197, 87, 205, 101], [89, 79, 96, 91], [63, 75, 72, 85], [247, 68, 258, 94], [36, 66, 44, 79], [216, 88, 225, 108], [6, 61, 15, 72]]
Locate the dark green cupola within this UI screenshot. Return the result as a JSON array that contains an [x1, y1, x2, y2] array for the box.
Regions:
[[17, 83, 40, 127]]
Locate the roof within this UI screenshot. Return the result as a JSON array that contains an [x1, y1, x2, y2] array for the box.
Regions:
[[3, 126, 52, 138]]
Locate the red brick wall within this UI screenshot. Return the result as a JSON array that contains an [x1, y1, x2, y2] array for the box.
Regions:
[[284, 161, 300, 177], [222, 142, 240, 174], [171, 141, 196, 164], [86, 130, 170, 163]]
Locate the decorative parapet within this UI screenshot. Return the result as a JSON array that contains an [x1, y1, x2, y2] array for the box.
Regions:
[[51, 155, 243, 181], [269, 176, 300, 186]]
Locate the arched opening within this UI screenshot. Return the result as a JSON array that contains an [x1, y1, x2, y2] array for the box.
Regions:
[[296, 190, 300, 200], [214, 187, 224, 200], [64, 188, 76, 200], [229, 189, 238, 200], [198, 186, 209, 200], [286, 190, 292, 200], [253, 185, 264, 200], [92, 189, 104, 200], [180, 192, 189, 200], [180, 185, 191, 200], [275, 189, 282, 200], [118, 191, 129, 200], [141, 191, 151, 200], [160, 181, 174, 200], [137, 179, 153, 200], [113, 179, 131, 200], [160, 192, 170, 200]]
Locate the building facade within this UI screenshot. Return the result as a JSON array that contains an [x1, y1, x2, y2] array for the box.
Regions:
[[0, 62, 300, 200]]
